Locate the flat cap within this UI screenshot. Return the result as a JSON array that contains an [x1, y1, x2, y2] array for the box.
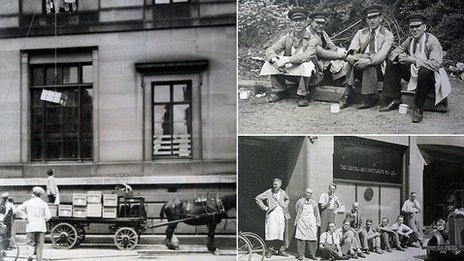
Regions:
[[362, 4, 383, 18], [407, 13, 428, 26], [288, 7, 308, 20], [32, 186, 45, 197], [1, 192, 9, 198], [309, 11, 327, 23]]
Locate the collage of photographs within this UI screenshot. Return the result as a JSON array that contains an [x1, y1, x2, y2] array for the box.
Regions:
[[0, 0, 463, 261]]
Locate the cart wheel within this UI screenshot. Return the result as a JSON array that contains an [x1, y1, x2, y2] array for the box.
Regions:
[[238, 234, 252, 261], [50, 223, 78, 249], [114, 227, 138, 250], [242, 232, 266, 261], [75, 224, 86, 247]]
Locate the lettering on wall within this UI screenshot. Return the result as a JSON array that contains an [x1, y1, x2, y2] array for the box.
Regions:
[[333, 137, 406, 184]]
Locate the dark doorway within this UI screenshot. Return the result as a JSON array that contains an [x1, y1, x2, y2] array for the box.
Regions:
[[421, 145, 464, 226], [238, 136, 304, 237]]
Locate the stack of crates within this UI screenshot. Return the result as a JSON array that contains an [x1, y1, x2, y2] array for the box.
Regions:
[[102, 194, 118, 218], [86, 191, 102, 217], [72, 193, 87, 217]]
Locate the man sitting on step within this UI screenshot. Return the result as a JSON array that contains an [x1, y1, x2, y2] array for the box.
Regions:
[[261, 7, 318, 107], [339, 4, 394, 110], [378, 13, 451, 123]]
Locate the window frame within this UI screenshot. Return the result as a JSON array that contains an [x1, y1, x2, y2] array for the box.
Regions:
[[151, 80, 193, 159], [29, 62, 93, 161], [43, 0, 79, 15]]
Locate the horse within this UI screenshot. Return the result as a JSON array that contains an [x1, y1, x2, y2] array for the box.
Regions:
[[159, 193, 236, 254]]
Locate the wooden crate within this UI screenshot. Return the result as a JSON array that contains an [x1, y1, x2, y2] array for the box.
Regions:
[[48, 204, 58, 217], [87, 191, 102, 204], [72, 193, 87, 206], [86, 203, 102, 217], [73, 206, 86, 218], [102, 207, 117, 218], [103, 194, 118, 207], [58, 205, 72, 217]]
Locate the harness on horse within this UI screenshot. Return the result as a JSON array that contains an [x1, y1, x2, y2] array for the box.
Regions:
[[171, 193, 225, 219]]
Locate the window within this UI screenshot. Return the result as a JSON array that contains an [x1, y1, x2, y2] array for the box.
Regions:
[[46, 0, 78, 14], [152, 81, 192, 158], [153, 0, 191, 20], [30, 63, 92, 161]]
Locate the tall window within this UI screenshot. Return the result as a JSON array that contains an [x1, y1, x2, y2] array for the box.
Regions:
[[30, 63, 93, 161], [153, 0, 191, 20], [152, 81, 192, 158]]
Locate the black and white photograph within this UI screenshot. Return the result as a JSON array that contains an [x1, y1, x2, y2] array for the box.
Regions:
[[0, 0, 236, 260], [239, 135, 464, 260], [238, 0, 464, 134]]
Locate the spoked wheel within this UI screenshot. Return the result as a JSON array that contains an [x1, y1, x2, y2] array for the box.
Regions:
[[241, 232, 266, 261], [0, 238, 19, 261], [114, 227, 138, 250], [75, 224, 86, 247], [50, 223, 78, 249], [238, 234, 252, 261]]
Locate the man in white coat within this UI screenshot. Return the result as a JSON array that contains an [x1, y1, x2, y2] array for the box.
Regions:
[[379, 13, 451, 123], [16, 187, 51, 261], [294, 188, 320, 260], [256, 178, 290, 257]]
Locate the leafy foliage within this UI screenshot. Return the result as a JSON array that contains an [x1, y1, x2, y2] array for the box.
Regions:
[[238, 0, 464, 62]]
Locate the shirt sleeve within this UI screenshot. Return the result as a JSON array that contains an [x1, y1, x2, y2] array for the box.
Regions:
[[265, 35, 288, 62], [288, 38, 318, 64], [320, 232, 327, 244], [319, 193, 326, 204], [416, 35, 443, 71], [15, 202, 27, 220], [44, 203, 52, 222], [255, 190, 268, 211]]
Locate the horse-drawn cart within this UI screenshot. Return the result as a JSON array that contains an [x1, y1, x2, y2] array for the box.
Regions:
[[49, 196, 147, 250], [48, 187, 236, 252]]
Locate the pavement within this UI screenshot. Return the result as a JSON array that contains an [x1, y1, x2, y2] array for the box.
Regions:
[[239, 246, 428, 261], [238, 76, 464, 134], [6, 243, 236, 261]]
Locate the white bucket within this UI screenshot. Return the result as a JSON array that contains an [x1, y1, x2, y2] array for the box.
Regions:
[[331, 103, 340, 113], [239, 90, 251, 100], [399, 104, 409, 115]]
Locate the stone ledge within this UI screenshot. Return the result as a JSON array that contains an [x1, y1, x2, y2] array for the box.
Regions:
[[239, 79, 448, 112], [0, 174, 236, 186]]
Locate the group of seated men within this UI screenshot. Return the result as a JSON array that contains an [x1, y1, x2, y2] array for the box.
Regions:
[[318, 203, 422, 260], [262, 4, 451, 123]]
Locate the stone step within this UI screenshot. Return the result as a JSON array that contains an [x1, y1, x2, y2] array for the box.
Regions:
[[239, 79, 447, 112]]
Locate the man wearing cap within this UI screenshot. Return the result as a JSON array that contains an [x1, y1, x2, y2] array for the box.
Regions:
[[262, 7, 318, 107], [339, 4, 394, 110], [16, 187, 51, 261], [0, 192, 14, 250], [378, 14, 451, 123], [307, 11, 348, 85]]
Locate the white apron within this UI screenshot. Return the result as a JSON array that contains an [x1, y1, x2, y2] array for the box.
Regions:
[[265, 192, 286, 241], [407, 34, 451, 105], [295, 203, 317, 241]]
